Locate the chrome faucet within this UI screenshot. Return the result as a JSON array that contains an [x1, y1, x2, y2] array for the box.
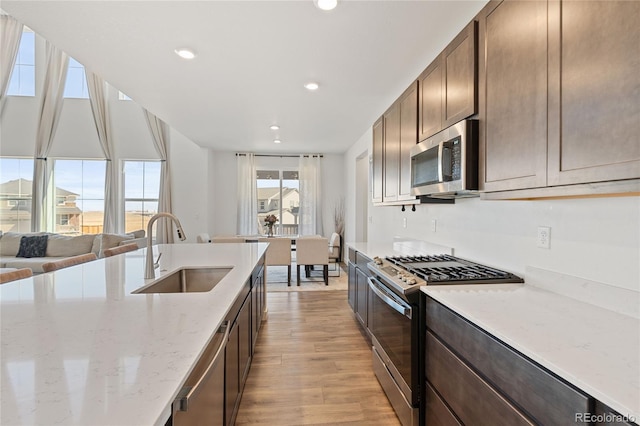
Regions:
[[145, 212, 187, 279]]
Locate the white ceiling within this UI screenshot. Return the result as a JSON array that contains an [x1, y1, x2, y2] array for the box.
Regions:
[[2, 0, 487, 154]]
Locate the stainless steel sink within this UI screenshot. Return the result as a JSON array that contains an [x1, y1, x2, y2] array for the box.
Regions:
[[133, 267, 233, 294]]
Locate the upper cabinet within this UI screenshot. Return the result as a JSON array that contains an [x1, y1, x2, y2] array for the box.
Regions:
[[547, 0, 640, 186], [479, 0, 640, 197], [374, 81, 419, 205], [419, 21, 478, 141]]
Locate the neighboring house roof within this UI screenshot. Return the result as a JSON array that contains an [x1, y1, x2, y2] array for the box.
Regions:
[[0, 178, 78, 198], [56, 206, 83, 215], [257, 187, 299, 201]]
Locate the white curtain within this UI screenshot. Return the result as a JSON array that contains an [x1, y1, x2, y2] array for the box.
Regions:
[[0, 15, 23, 116], [86, 71, 117, 233], [31, 42, 69, 232], [143, 109, 173, 243], [236, 153, 257, 236], [298, 155, 323, 236]]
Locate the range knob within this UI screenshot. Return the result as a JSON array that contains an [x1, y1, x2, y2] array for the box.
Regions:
[[407, 278, 417, 285], [373, 256, 383, 265]]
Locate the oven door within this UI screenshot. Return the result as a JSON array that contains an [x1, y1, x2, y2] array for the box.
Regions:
[[368, 276, 414, 405]]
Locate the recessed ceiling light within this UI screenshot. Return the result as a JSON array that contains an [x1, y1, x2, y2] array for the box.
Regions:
[[314, 0, 338, 11], [174, 48, 196, 60], [304, 82, 319, 91], [274, 139, 282, 144], [270, 125, 280, 130]]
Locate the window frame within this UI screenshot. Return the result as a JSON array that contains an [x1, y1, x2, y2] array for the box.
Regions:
[[256, 168, 299, 235], [121, 159, 161, 235], [7, 27, 36, 97]]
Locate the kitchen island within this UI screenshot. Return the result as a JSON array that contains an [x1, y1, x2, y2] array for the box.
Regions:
[[0, 242, 267, 426]]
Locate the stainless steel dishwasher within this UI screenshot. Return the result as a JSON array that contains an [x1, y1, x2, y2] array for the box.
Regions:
[[172, 321, 230, 425]]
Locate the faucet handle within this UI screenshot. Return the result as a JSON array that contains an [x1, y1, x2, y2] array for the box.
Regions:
[[153, 252, 163, 269]]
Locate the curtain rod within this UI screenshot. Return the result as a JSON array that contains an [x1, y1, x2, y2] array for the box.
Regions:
[[235, 153, 323, 158]]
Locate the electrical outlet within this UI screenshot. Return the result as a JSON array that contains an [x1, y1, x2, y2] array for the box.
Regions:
[[431, 219, 437, 233], [402, 217, 407, 228], [537, 226, 551, 249]]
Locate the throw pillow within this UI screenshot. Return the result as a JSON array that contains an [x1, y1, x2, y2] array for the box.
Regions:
[[46, 234, 96, 257], [99, 234, 134, 257], [16, 235, 49, 258]]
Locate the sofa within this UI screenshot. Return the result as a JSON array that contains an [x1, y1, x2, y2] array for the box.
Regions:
[[0, 230, 146, 274]]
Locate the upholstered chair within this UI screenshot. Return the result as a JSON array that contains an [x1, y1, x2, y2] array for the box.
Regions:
[[295, 237, 329, 286], [196, 233, 211, 243], [103, 243, 139, 257], [0, 268, 33, 284], [258, 237, 292, 285], [42, 253, 98, 273], [328, 232, 342, 276]]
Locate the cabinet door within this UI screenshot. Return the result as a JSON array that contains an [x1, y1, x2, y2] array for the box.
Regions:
[[348, 262, 356, 310], [398, 81, 418, 201], [547, 0, 640, 186], [479, 0, 548, 192], [238, 297, 251, 385], [443, 21, 477, 128], [355, 267, 368, 329], [418, 59, 443, 141], [372, 117, 384, 203], [225, 320, 239, 426], [383, 103, 400, 202]]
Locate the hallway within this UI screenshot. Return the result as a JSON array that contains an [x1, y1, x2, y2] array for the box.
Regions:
[[235, 291, 401, 425]]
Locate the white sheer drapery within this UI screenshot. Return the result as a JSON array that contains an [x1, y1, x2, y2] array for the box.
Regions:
[[298, 155, 323, 236], [0, 15, 23, 116], [86, 71, 117, 233], [236, 153, 257, 236], [143, 109, 174, 243], [31, 42, 69, 231]]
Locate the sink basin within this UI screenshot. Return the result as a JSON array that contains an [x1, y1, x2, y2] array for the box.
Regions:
[[133, 267, 233, 294]]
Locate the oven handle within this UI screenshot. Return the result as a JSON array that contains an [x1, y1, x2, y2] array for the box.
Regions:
[[368, 277, 412, 319]]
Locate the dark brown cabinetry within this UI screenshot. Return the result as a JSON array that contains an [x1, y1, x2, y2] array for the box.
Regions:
[[479, 0, 640, 196], [419, 21, 477, 141], [347, 248, 372, 335], [374, 81, 419, 205], [424, 296, 592, 425]]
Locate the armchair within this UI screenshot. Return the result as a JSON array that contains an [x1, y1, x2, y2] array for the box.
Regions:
[[295, 236, 329, 286]]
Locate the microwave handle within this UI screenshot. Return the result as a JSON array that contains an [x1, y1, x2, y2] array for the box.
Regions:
[[368, 277, 412, 319], [437, 141, 444, 183]]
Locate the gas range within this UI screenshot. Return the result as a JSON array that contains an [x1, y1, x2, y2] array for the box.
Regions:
[[368, 254, 523, 296]]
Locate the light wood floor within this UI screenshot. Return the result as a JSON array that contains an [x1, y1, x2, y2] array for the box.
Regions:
[[235, 291, 401, 426]]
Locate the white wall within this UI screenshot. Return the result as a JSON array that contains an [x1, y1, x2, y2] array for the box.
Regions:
[[343, 128, 640, 293]]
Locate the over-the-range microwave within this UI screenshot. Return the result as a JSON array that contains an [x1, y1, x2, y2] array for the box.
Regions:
[[410, 119, 479, 199]]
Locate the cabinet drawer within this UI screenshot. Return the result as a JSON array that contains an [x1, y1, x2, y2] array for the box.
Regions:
[[426, 331, 534, 426], [425, 297, 591, 424], [425, 382, 462, 426]]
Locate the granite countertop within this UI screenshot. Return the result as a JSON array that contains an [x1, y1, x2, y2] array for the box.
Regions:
[[422, 284, 640, 422], [0, 242, 267, 426]]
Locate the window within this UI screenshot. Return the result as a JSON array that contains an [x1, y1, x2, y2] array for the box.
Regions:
[[0, 157, 34, 233], [52, 159, 106, 235], [7, 28, 35, 97], [123, 161, 161, 235], [256, 169, 299, 235], [63, 57, 89, 99], [118, 91, 132, 101]]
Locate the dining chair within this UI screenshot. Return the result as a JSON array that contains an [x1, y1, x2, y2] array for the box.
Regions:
[[328, 232, 342, 276], [258, 237, 292, 285], [295, 236, 329, 286], [103, 243, 139, 257], [196, 233, 211, 243], [0, 268, 33, 284], [42, 253, 98, 273]]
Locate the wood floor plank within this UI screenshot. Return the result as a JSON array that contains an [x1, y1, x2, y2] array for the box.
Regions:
[[235, 291, 401, 425]]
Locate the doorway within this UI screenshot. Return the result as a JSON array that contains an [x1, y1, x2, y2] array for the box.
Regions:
[[355, 151, 369, 242]]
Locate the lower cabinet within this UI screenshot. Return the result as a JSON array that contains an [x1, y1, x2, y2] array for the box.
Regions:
[[347, 248, 372, 336], [423, 296, 633, 426]]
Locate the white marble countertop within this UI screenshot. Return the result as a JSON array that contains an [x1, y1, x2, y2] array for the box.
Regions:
[[1, 242, 267, 426], [422, 284, 640, 422], [346, 239, 453, 259]]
